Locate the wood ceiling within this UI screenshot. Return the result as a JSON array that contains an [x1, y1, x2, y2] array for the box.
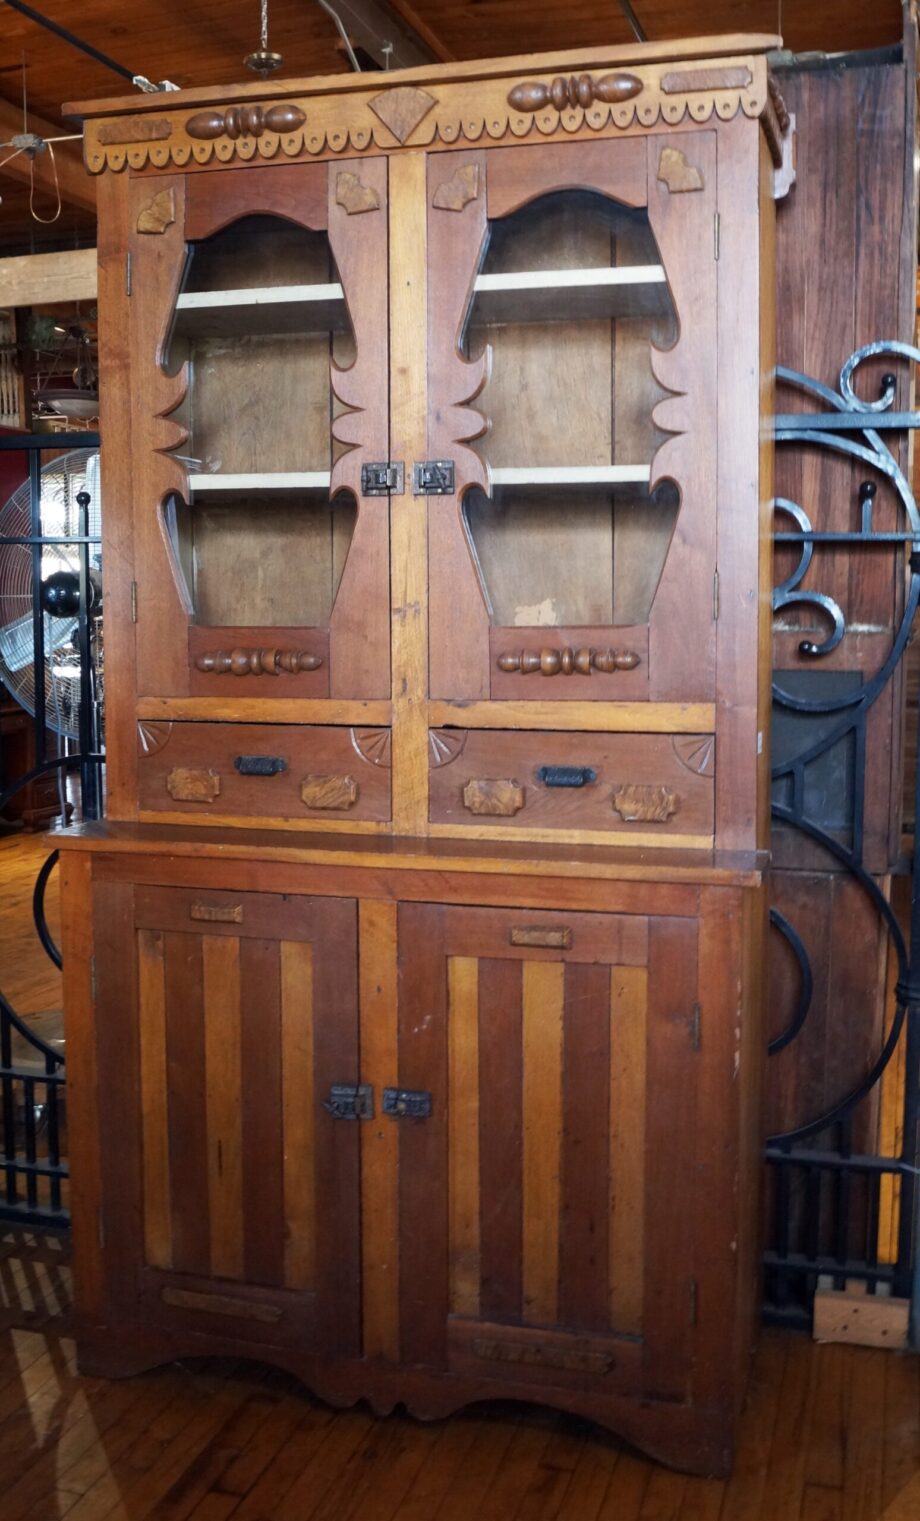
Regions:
[[0, 0, 908, 253]]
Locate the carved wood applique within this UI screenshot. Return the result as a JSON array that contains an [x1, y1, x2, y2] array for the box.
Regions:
[[186, 103, 306, 140], [189, 902, 243, 924], [350, 728, 392, 767], [368, 86, 437, 144], [166, 767, 221, 803], [497, 646, 641, 677], [507, 73, 642, 112], [336, 171, 380, 215], [462, 778, 525, 816], [509, 926, 573, 950], [432, 163, 481, 212], [301, 774, 359, 810], [657, 147, 704, 193], [98, 118, 172, 145], [612, 784, 679, 823], [672, 734, 715, 777], [194, 648, 323, 676], [136, 188, 176, 234], [137, 720, 173, 756], [429, 729, 468, 768], [661, 65, 753, 94]]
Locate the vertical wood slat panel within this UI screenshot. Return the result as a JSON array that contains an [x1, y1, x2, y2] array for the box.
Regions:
[[359, 900, 399, 1357], [164, 931, 210, 1277], [281, 939, 314, 1291], [448, 955, 480, 1318], [240, 938, 285, 1288], [644, 916, 699, 1400], [313, 899, 362, 1359], [610, 964, 648, 1335], [203, 935, 243, 1282], [93, 882, 142, 1309], [559, 962, 612, 1331], [521, 960, 563, 1328], [398, 903, 449, 1367], [478, 957, 523, 1322], [138, 928, 170, 1270]]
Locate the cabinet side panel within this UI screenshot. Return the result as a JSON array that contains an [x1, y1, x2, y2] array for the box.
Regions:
[[97, 171, 138, 818], [62, 852, 103, 1319]]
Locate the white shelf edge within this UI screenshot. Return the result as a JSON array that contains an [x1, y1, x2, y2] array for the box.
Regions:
[[188, 472, 332, 491], [473, 266, 665, 294], [490, 466, 652, 486], [176, 283, 344, 311]]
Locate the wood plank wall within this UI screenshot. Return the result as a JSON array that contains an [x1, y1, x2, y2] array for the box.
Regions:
[[767, 44, 916, 1258]]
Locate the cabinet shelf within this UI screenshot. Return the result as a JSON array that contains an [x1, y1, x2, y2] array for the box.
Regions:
[[174, 284, 347, 337], [489, 466, 652, 486], [471, 266, 668, 325], [187, 472, 332, 494]]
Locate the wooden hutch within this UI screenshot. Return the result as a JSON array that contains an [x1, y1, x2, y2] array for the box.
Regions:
[[58, 33, 792, 1475]]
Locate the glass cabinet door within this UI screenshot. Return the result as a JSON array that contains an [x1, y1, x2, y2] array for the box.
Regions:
[[427, 135, 718, 704], [128, 160, 390, 701]]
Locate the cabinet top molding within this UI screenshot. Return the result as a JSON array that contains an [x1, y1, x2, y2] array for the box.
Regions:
[[68, 41, 790, 178]]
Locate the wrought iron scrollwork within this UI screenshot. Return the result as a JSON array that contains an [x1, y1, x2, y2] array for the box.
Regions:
[[768, 341, 920, 1319]]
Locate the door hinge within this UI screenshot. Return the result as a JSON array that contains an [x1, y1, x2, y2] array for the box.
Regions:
[[713, 213, 720, 262], [131, 581, 138, 623], [323, 1083, 374, 1120], [712, 569, 720, 621], [98, 1211, 105, 1250], [689, 1277, 698, 1326], [690, 1001, 701, 1052], [126, 251, 133, 296], [361, 462, 404, 497], [90, 955, 97, 1002], [413, 460, 455, 496]]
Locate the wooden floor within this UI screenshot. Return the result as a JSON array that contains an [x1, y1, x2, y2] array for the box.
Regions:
[[1, 837, 920, 1518]]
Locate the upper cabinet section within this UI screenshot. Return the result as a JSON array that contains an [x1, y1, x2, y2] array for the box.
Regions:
[[128, 162, 391, 701], [427, 136, 719, 704]]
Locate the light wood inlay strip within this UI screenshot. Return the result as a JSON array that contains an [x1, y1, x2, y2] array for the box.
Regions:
[[281, 939, 315, 1290], [139, 812, 394, 835], [427, 700, 715, 733], [138, 928, 171, 1270], [448, 956, 480, 1316], [522, 960, 564, 1327], [428, 823, 714, 851], [161, 1286, 283, 1323], [610, 964, 647, 1334], [389, 151, 430, 835], [359, 900, 399, 1358], [136, 698, 392, 724], [203, 935, 243, 1282]]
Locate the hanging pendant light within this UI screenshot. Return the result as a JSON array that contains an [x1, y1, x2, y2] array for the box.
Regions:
[[245, 0, 283, 74]]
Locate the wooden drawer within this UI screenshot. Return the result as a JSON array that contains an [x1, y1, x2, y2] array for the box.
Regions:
[[428, 728, 714, 838], [137, 721, 390, 822]]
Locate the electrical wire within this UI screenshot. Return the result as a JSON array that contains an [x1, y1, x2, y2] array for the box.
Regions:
[[28, 140, 61, 224]]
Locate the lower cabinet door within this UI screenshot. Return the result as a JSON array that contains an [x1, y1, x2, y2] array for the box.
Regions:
[[395, 901, 703, 1402], [91, 876, 361, 1357]]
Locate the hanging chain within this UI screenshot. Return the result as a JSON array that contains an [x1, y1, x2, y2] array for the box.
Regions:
[[260, 0, 269, 51]]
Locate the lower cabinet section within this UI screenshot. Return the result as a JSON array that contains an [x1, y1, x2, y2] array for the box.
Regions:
[[66, 851, 763, 1477]]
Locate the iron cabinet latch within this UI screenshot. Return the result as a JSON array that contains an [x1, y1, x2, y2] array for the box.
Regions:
[[234, 755, 287, 776], [412, 460, 455, 495], [361, 462, 404, 496], [324, 1084, 374, 1120], [383, 1087, 432, 1118]]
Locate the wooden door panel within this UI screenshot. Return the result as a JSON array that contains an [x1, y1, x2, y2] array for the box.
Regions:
[[396, 902, 700, 1391], [94, 882, 361, 1355], [129, 159, 390, 704]]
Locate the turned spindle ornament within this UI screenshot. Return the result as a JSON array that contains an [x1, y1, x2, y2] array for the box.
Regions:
[[186, 104, 306, 140], [497, 647, 641, 677], [507, 73, 643, 113], [194, 648, 323, 676]]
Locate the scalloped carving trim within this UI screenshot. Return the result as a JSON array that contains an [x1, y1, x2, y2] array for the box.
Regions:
[[138, 720, 173, 757], [671, 733, 715, 777], [83, 54, 778, 175]]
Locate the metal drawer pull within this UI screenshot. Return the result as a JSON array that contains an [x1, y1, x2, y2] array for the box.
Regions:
[[324, 1084, 374, 1120], [383, 1087, 432, 1118], [190, 902, 243, 924], [510, 926, 572, 950], [536, 765, 597, 788], [234, 755, 287, 776]]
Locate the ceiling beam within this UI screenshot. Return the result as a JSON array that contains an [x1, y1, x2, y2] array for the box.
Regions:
[[379, 0, 455, 62], [0, 248, 97, 307], [0, 96, 96, 215], [313, 0, 438, 69]]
